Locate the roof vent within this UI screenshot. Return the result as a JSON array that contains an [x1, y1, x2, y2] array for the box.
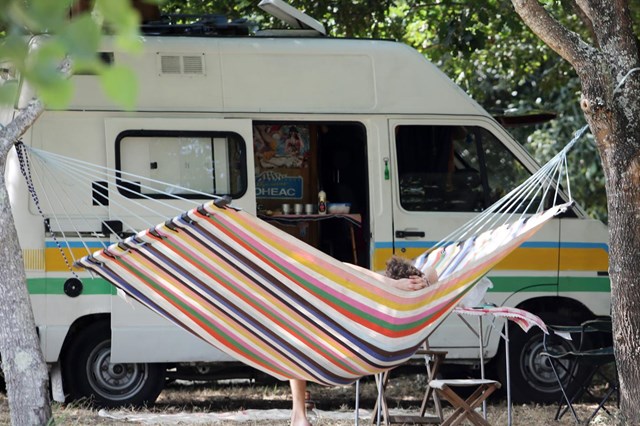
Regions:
[[158, 53, 205, 76]]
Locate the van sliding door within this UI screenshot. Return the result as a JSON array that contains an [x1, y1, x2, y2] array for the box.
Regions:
[[104, 117, 255, 362]]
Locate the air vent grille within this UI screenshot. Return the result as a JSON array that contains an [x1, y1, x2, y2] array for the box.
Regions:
[[183, 55, 204, 74], [158, 53, 205, 76], [160, 55, 181, 74]]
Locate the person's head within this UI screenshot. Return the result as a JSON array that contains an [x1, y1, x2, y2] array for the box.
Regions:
[[385, 256, 423, 279]]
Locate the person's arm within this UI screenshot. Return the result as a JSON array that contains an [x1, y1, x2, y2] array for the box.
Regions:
[[344, 263, 433, 291], [391, 275, 430, 291]]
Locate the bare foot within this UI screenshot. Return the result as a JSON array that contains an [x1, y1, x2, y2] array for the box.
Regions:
[[290, 412, 311, 426]]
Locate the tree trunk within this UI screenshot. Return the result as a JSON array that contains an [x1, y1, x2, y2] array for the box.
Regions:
[[509, 0, 640, 422], [0, 100, 51, 424], [606, 142, 640, 425], [587, 93, 640, 424]]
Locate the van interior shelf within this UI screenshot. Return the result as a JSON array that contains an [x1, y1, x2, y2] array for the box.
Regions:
[[258, 213, 362, 228]]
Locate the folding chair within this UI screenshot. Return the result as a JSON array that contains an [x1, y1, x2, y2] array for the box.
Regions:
[[429, 379, 501, 426], [540, 318, 618, 424]]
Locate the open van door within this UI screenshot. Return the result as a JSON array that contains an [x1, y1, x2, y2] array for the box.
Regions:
[[104, 117, 255, 362], [388, 118, 560, 358]]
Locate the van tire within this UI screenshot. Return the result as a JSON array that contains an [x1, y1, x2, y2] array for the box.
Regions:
[[498, 312, 591, 403], [62, 321, 165, 408]]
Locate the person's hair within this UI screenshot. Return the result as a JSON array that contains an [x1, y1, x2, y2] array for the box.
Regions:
[[385, 256, 423, 279]]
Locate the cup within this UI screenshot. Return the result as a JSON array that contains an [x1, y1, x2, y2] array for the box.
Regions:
[[282, 203, 291, 215], [305, 203, 314, 215], [294, 203, 304, 215]]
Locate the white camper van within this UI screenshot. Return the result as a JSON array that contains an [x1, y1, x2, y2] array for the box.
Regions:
[[3, 1, 610, 407]]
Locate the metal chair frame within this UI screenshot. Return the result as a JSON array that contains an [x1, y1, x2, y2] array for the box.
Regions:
[[540, 318, 618, 424]]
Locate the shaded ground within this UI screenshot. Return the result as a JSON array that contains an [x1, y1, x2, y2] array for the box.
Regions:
[[0, 372, 621, 425]]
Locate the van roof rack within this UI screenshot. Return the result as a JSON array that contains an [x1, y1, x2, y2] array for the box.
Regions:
[[141, 14, 252, 37], [139, 1, 326, 38]]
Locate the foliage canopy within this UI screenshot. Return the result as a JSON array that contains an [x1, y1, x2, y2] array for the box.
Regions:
[[0, 0, 142, 109], [1, 0, 620, 219]]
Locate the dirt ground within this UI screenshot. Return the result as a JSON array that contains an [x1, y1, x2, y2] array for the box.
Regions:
[[0, 374, 621, 425]]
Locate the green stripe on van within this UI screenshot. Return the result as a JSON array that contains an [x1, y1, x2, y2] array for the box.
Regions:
[[488, 276, 556, 293], [27, 278, 116, 295], [558, 276, 611, 292], [28, 275, 610, 296]]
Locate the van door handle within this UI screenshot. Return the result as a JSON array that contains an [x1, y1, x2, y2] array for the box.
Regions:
[[395, 230, 425, 238]]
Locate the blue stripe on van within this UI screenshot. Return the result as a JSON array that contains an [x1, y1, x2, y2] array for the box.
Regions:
[[45, 241, 108, 248], [558, 241, 609, 252], [375, 240, 609, 251]]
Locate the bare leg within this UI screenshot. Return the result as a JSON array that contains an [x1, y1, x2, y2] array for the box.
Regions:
[[290, 379, 311, 426]]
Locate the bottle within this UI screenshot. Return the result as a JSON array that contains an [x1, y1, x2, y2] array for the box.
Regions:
[[318, 190, 327, 215]]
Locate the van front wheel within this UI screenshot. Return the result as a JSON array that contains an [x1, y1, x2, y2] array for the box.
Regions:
[[63, 321, 165, 408]]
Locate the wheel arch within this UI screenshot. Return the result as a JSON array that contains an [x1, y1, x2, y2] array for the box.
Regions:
[[59, 313, 111, 364], [60, 313, 165, 407], [514, 296, 596, 324], [496, 295, 599, 360]]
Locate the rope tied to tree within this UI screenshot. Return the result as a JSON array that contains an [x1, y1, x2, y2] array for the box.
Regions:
[[614, 67, 640, 93], [14, 141, 79, 278]]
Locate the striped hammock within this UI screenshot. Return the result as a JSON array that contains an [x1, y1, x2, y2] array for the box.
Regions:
[[77, 198, 569, 386]]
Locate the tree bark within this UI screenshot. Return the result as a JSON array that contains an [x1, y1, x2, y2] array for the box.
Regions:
[[0, 99, 51, 425], [511, 0, 640, 422]]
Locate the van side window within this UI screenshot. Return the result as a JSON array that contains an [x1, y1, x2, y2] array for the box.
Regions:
[[116, 130, 247, 199], [395, 125, 531, 212]]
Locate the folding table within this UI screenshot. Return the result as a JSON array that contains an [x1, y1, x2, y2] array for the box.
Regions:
[[451, 306, 548, 426]]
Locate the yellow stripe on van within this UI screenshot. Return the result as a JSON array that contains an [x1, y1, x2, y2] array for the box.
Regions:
[[373, 245, 608, 274], [375, 247, 559, 271], [45, 242, 609, 276], [488, 248, 558, 270], [45, 247, 96, 272], [559, 248, 608, 271]]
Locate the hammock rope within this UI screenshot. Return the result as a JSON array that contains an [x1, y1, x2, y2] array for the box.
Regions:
[[15, 141, 80, 277], [15, 128, 585, 385]]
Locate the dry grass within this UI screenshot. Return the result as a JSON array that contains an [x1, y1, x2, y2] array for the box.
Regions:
[[0, 373, 621, 425]]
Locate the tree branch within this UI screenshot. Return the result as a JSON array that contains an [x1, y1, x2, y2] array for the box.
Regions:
[[574, 0, 596, 26], [510, 0, 600, 71], [563, 0, 598, 47], [0, 99, 44, 157], [0, 53, 72, 157], [578, 0, 640, 79]]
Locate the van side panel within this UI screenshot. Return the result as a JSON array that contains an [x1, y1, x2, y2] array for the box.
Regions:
[[66, 38, 485, 116]]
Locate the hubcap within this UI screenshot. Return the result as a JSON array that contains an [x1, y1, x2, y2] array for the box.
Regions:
[[86, 340, 149, 401], [519, 335, 576, 393]]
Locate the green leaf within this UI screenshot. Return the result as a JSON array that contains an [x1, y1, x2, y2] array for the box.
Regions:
[[23, 0, 74, 32], [95, 0, 142, 53], [24, 40, 66, 86], [19, 39, 77, 109], [0, 81, 19, 106], [99, 65, 138, 110], [95, 0, 140, 33], [59, 15, 102, 62], [0, 35, 29, 69], [37, 78, 74, 110]]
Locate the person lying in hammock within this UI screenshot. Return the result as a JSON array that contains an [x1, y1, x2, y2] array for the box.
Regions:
[[290, 256, 439, 426]]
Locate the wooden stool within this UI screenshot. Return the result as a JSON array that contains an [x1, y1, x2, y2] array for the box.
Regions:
[[429, 379, 501, 426], [372, 347, 447, 425]]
